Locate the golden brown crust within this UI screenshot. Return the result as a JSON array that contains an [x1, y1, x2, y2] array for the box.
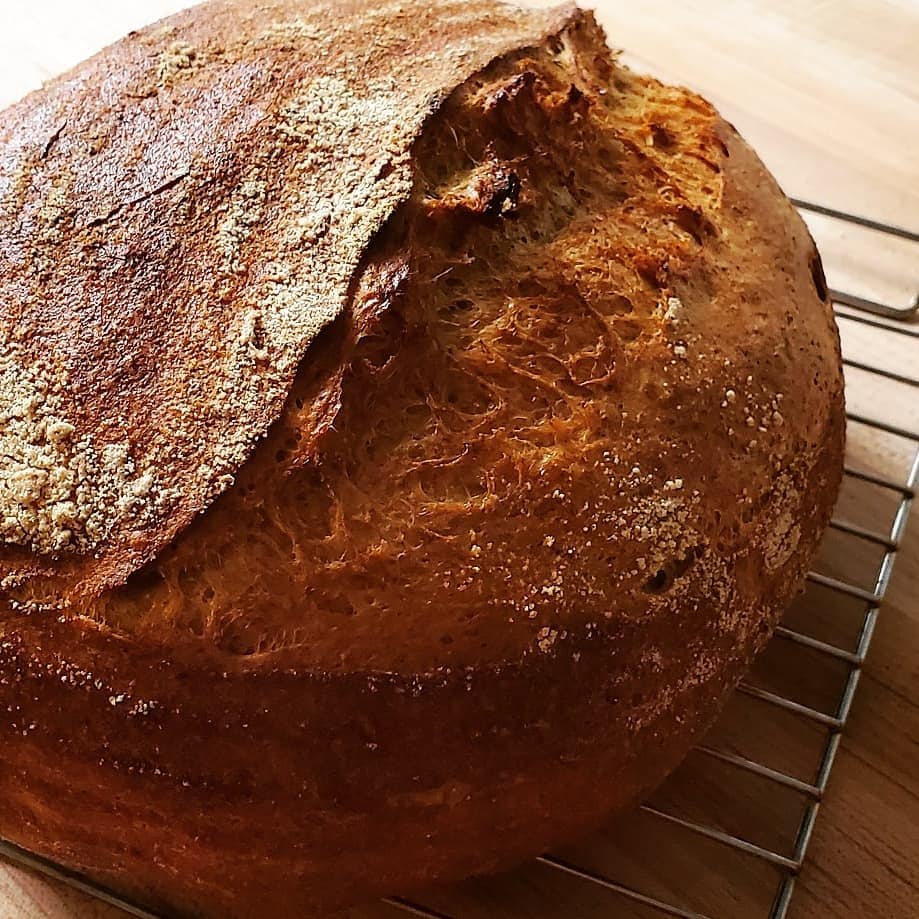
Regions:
[[0, 0, 578, 601], [0, 3, 844, 918]]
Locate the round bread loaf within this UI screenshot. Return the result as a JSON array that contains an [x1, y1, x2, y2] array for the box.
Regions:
[[0, 1, 844, 916]]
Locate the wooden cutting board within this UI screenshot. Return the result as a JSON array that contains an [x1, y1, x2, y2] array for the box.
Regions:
[[1, 1, 917, 918]]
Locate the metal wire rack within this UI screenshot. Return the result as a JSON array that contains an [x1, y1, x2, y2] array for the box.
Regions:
[[0, 201, 917, 919]]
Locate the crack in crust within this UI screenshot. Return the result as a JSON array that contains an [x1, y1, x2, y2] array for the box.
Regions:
[[0, 0, 580, 600]]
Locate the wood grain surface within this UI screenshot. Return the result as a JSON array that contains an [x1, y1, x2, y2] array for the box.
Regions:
[[1, 1, 917, 918]]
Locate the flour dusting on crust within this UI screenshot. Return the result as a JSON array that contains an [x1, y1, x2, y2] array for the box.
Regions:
[[0, 0, 579, 597], [0, 338, 171, 554]]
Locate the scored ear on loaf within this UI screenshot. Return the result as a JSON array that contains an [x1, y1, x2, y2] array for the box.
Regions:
[[0, 1, 845, 917]]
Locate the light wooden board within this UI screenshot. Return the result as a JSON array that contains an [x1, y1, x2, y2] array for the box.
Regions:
[[1, 2, 917, 918]]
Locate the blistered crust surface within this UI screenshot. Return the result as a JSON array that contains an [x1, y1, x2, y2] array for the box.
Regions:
[[0, 0, 577, 602]]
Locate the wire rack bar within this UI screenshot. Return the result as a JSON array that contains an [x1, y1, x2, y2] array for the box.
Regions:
[[835, 307, 919, 337], [772, 625, 862, 665], [384, 898, 454, 918], [694, 746, 822, 799], [638, 807, 800, 872], [804, 571, 881, 604], [834, 666, 864, 727], [843, 464, 914, 496], [790, 800, 821, 864], [830, 289, 918, 321], [770, 877, 797, 919], [790, 198, 919, 244], [851, 607, 880, 661], [736, 684, 843, 729], [0, 838, 160, 919], [769, 452, 919, 919], [846, 410, 919, 443], [841, 357, 919, 388], [892, 448, 919, 532], [792, 198, 919, 320], [827, 516, 897, 549], [770, 801, 820, 919], [536, 856, 715, 919]]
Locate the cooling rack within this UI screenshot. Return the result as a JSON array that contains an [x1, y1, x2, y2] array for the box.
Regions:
[[0, 200, 917, 919]]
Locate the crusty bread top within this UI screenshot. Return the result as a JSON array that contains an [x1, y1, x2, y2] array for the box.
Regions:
[[0, 0, 578, 604], [60, 12, 843, 674]]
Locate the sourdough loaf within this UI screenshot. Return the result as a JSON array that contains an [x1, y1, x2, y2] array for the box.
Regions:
[[0, 1, 844, 916]]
